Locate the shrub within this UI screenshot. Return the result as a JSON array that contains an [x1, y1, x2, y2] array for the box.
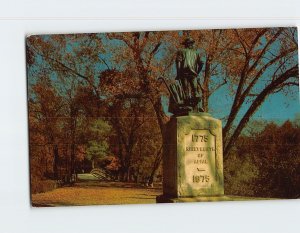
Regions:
[[31, 178, 57, 194]]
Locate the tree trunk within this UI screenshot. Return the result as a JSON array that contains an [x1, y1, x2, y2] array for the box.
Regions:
[[147, 146, 163, 186], [91, 159, 95, 169], [53, 145, 59, 180], [202, 56, 211, 112], [70, 143, 75, 178]]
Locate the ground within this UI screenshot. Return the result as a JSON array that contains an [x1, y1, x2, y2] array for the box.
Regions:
[[32, 175, 163, 207], [31, 174, 273, 207]]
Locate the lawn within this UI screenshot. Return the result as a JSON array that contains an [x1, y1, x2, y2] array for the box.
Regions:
[[31, 178, 275, 207], [31, 181, 163, 207]]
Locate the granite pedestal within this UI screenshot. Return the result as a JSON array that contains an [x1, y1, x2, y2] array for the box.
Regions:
[[157, 112, 224, 203]]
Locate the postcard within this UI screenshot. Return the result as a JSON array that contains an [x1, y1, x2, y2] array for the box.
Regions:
[[27, 28, 299, 206]]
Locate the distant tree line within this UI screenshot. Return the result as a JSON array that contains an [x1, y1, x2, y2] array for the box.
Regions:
[[225, 119, 300, 198]]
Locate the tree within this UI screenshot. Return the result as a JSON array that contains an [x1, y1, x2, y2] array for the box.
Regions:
[[27, 28, 299, 183], [107, 96, 162, 182], [85, 119, 112, 168], [221, 28, 298, 158], [28, 76, 64, 180]]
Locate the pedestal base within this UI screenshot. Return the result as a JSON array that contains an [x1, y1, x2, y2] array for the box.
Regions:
[[156, 194, 261, 203], [156, 195, 229, 203], [163, 113, 224, 197]]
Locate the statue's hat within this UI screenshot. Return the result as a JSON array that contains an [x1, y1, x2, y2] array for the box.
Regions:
[[182, 37, 195, 45]]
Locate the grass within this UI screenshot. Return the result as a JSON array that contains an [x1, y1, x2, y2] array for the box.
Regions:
[[31, 180, 276, 207], [31, 181, 163, 207]]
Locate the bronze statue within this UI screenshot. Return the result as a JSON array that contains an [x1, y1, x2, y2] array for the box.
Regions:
[[162, 37, 204, 115], [176, 37, 203, 102]]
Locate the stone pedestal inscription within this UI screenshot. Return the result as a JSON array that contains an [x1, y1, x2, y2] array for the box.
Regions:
[[162, 113, 224, 198], [184, 129, 216, 189]]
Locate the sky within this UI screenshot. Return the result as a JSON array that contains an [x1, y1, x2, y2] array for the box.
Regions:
[[209, 84, 299, 125]]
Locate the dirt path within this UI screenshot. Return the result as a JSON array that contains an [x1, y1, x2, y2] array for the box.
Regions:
[[31, 181, 162, 207]]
